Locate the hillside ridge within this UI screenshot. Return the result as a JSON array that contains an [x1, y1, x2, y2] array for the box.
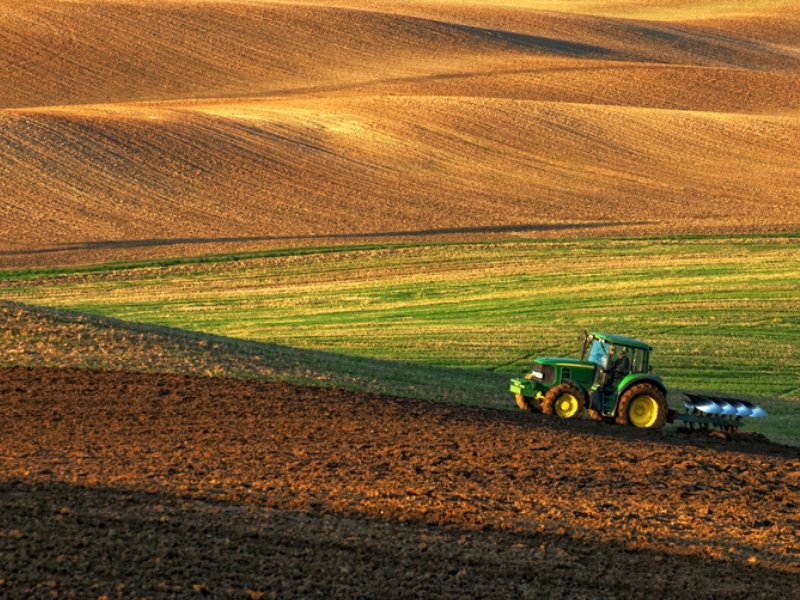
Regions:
[[2, 0, 799, 267]]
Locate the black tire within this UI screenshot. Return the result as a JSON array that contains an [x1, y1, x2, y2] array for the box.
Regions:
[[615, 383, 667, 429], [587, 409, 604, 422], [541, 383, 586, 420], [515, 393, 542, 413]]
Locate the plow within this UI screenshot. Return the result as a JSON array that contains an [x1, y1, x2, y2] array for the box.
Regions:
[[510, 332, 768, 433], [676, 392, 768, 432]]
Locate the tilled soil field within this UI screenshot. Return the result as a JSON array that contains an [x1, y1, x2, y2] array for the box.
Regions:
[[1, 367, 798, 598], [4, 2, 800, 270]]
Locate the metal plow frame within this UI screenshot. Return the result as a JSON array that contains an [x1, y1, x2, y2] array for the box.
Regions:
[[670, 392, 768, 432]]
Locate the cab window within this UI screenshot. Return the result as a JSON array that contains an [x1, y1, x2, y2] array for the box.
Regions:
[[628, 348, 648, 373], [587, 340, 610, 367]]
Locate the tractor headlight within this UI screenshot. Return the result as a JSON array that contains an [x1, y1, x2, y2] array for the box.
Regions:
[[531, 370, 544, 379]]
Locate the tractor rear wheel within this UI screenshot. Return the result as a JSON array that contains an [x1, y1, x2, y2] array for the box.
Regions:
[[615, 383, 667, 429], [542, 383, 586, 420]]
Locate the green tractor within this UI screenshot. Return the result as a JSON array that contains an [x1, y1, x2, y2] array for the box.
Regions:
[[510, 332, 768, 431]]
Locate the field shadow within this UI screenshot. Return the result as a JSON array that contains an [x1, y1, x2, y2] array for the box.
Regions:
[[617, 20, 800, 68], [443, 20, 615, 57], [0, 300, 511, 407], [1, 479, 795, 599], [0, 221, 654, 257]]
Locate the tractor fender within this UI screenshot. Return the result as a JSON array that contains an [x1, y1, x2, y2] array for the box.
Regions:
[[616, 373, 666, 399]]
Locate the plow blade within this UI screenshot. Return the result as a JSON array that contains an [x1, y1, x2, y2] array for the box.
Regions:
[[674, 392, 768, 431], [683, 393, 768, 418], [683, 397, 723, 415], [738, 400, 768, 418]]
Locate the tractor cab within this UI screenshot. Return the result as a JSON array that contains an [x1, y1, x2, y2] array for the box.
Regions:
[[581, 332, 654, 416], [582, 333, 651, 382]]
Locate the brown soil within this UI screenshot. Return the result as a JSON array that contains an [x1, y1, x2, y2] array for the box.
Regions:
[[2, 1, 800, 268], [1, 366, 798, 598]]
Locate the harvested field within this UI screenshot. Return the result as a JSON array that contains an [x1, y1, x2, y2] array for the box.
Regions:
[[1, 366, 799, 598], [2, 0, 800, 268]]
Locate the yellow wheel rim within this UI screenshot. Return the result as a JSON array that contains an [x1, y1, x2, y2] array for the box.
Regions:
[[555, 393, 580, 418], [629, 395, 659, 428]]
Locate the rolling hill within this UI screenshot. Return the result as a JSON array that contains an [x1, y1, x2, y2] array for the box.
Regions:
[[1, 0, 799, 267]]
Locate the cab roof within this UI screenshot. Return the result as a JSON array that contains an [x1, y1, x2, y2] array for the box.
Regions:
[[591, 332, 651, 351]]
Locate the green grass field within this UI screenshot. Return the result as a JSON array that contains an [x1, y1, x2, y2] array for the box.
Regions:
[[2, 235, 799, 442]]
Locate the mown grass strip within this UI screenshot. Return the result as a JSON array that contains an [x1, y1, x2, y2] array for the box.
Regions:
[[3, 232, 798, 281], [0, 243, 424, 281]]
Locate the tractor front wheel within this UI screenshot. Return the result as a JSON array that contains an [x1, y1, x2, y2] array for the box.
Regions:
[[615, 383, 667, 429], [515, 393, 543, 412], [542, 383, 586, 420]]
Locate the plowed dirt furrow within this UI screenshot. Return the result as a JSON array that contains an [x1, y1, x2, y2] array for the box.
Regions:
[[2, 1, 800, 267], [3, 2, 798, 110], [0, 367, 798, 597], [2, 97, 799, 267]]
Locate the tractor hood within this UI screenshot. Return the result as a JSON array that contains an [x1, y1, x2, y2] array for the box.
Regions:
[[534, 357, 597, 369]]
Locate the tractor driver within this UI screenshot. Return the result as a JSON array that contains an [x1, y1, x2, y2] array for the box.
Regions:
[[600, 345, 629, 384], [592, 346, 632, 415], [606, 348, 630, 391], [610, 348, 630, 375]]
